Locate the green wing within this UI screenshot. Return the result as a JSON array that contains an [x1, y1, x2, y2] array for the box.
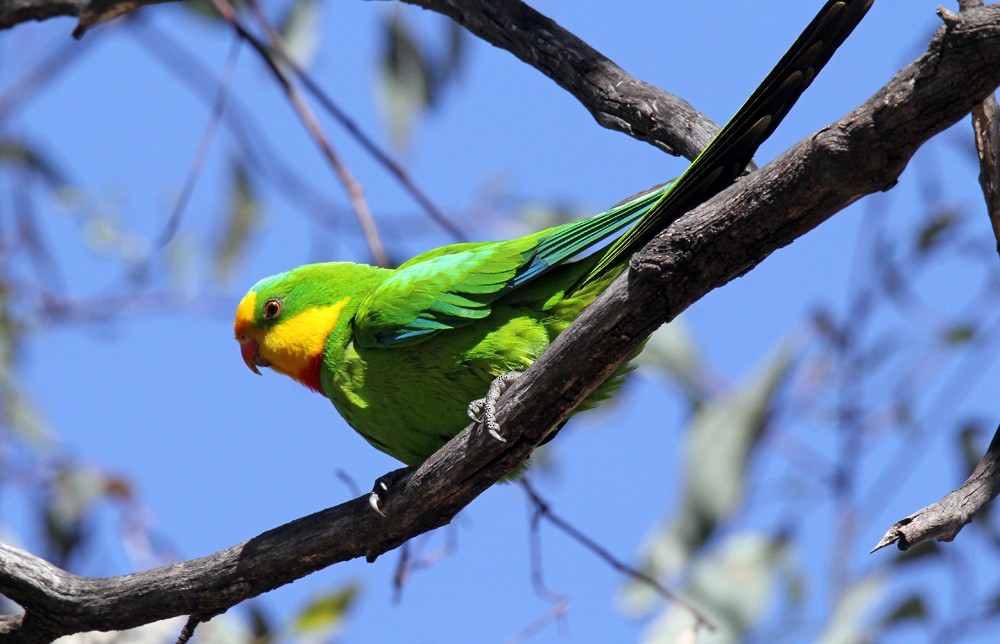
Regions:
[[579, 0, 874, 286], [354, 0, 873, 348], [353, 188, 666, 348]]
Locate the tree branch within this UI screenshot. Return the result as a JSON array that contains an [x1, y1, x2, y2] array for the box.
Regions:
[[1, 0, 724, 162], [0, 0, 172, 37], [958, 0, 1000, 256], [399, 0, 722, 161], [872, 423, 1000, 552], [3, 2, 1000, 641]]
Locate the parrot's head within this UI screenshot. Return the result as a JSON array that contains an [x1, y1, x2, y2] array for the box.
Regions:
[[234, 265, 352, 393]]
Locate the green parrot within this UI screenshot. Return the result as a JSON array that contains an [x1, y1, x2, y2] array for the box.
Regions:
[[235, 0, 872, 469]]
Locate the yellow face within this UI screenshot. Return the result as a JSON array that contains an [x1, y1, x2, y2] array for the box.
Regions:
[[234, 290, 351, 390]]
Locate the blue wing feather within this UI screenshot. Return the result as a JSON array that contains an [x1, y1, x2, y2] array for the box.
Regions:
[[354, 185, 667, 348]]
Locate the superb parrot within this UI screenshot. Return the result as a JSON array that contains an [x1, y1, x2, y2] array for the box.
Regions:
[[235, 0, 872, 468]]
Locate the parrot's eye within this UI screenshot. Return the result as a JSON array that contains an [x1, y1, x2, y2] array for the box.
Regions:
[[263, 299, 282, 320]]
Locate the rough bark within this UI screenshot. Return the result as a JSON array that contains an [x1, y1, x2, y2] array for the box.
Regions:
[[397, 0, 722, 160], [873, 424, 1000, 552], [1, 0, 1000, 641], [0, 0, 173, 36], [0, 0, 722, 161]]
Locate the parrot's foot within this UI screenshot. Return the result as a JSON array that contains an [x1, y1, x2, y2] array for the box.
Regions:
[[369, 466, 416, 517], [467, 370, 523, 442]]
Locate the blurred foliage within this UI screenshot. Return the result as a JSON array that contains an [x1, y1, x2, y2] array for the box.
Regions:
[[292, 583, 359, 639], [376, 9, 466, 150], [278, 0, 321, 70], [623, 346, 792, 624], [214, 161, 262, 283], [643, 535, 791, 643], [0, 1, 999, 643]]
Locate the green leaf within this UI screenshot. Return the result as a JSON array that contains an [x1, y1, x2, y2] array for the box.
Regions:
[[246, 602, 275, 644], [943, 324, 976, 345], [890, 540, 941, 567], [878, 594, 928, 629], [293, 584, 359, 635], [42, 465, 113, 566], [959, 423, 985, 476], [0, 139, 68, 187], [916, 209, 957, 253], [635, 317, 707, 405], [623, 345, 794, 613], [956, 423, 997, 532], [641, 534, 790, 644], [437, 20, 466, 88], [377, 12, 432, 150], [278, 0, 321, 69], [684, 344, 793, 527], [0, 281, 50, 447], [184, 0, 235, 21], [214, 161, 262, 282], [816, 573, 885, 644]]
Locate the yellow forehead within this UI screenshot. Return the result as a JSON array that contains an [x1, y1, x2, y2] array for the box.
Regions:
[[234, 291, 257, 332]]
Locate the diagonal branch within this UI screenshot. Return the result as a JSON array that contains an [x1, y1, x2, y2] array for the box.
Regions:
[[0, 0, 173, 36], [958, 0, 1000, 256], [1, 0, 723, 163], [399, 0, 723, 161], [208, 0, 388, 266], [872, 423, 1000, 552], [3, 5, 1000, 641]]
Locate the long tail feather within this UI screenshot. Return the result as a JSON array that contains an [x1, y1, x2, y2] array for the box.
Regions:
[[578, 0, 874, 288]]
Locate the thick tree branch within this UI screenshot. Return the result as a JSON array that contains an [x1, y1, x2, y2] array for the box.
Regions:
[[0, 0, 171, 36], [397, 0, 723, 160], [872, 423, 1000, 552], [2, 5, 1000, 641], [2, 0, 723, 161]]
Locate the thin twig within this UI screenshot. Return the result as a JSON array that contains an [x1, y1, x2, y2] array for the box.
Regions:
[[245, 0, 465, 242], [391, 526, 455, 603], [175, 616, 199, 644], [209, 0, 388, 266], [0, 34, 98, 122], [128, 18, 346, 226], [518, 479, 715, 631], [156, 34, 242, 247], [503, 481, 571, 643]]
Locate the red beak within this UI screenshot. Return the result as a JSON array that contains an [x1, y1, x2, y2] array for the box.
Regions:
[[240, 336, 262, 375]]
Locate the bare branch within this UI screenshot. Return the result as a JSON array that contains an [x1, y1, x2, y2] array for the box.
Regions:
[[399, 0, 723, 162], [156, 34, 241, 248], [2, 5, 1000, 640], [958, 0, 1000, 256], [3, 0, 723, 164], [873, 423, 1000, 552], [519, 479, 714, 630], [208, 0, 389, 267], [0, 0, 172, 37]]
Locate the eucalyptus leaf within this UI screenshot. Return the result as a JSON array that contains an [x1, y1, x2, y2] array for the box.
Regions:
[[0, 139, 68, 187], [816, 573, 884, 644], [293, 584, 359, 635], [377, 12, 431, 150], [642, 534, 789, 644], [624, 345, 793, 612], [214, 161, 262, 282], [279, 0, 321, 69], [635, 317, 708, 405]]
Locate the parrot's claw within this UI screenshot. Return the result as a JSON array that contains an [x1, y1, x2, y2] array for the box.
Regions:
[[468, 371, 523, 442], [369, 481, 388, 517], [368, 466, 416, 517]]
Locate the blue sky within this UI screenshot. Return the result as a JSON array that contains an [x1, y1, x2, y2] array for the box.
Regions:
[[4, 0, 1000, 641]]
